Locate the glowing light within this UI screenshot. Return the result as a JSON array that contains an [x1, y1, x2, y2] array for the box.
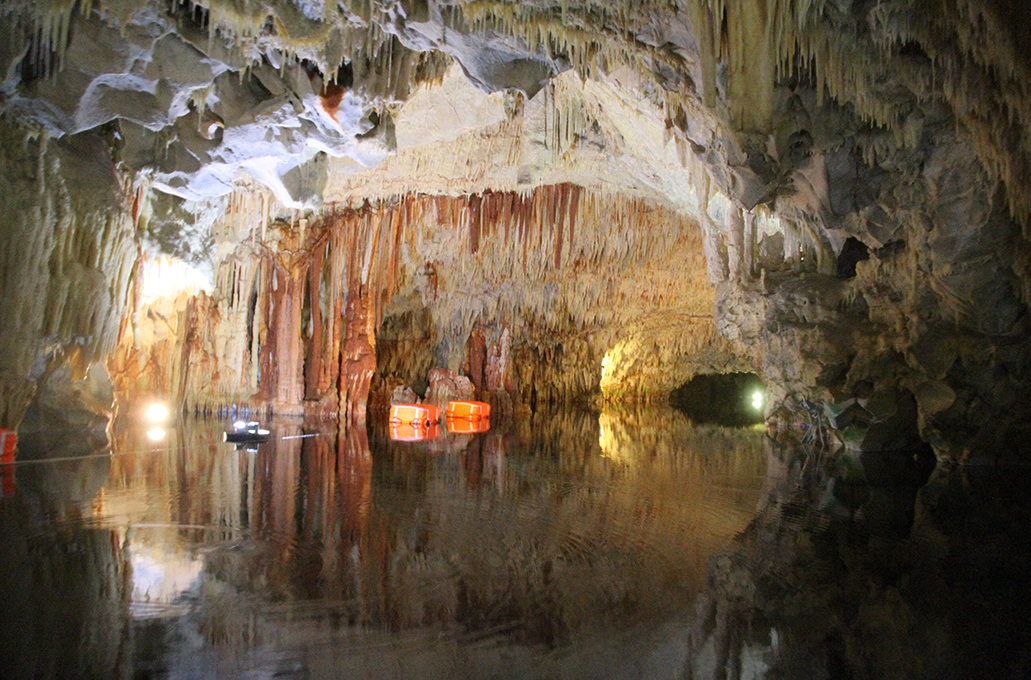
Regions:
[[751, 392, 764, 409], [146, 403, 169, 422], [147, 428, 166, 441], [141, 256, 213, 303], [233, 420, 246, 430]]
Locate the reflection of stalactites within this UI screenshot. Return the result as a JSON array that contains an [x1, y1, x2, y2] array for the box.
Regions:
[[482, 429, 507, 492], [267, 423, 303, 549], [296, 422, 340, 567], [336, 422, 372, 618]]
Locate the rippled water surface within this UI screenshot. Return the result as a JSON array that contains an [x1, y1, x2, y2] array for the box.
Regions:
[[0, 407, 769, 679]]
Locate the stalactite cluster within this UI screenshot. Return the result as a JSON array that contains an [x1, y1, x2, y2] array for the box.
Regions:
[[116, 180, 758, 418], [0, 118, 134, 428]]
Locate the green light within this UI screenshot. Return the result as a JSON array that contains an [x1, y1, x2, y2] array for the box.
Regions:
[[751, 392, 763, 409]]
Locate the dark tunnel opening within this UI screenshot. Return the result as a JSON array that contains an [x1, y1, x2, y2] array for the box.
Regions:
[[670, 373, 767, 426]]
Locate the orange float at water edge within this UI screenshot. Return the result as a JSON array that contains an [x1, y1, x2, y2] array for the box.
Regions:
[[446, 417, 490, 434], [446, 401, 491, 420], [0, 428, 15, 496], [389, 403, 441, 425], [390, 422, 441, 442], [0, 428, 17, 460]]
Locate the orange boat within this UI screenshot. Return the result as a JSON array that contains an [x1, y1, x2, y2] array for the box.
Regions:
[[390, 422, 441, 442], [446, 417, 490, 434], [389, 403, 441, 425], [446, 400, 491, 420]]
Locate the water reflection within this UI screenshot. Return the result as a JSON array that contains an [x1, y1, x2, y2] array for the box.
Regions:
[[11, 406, 1026, 679], [0, 406, 768, 679], [686, 446, 1030, 680]]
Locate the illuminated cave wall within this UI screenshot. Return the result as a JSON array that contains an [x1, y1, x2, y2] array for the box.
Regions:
[[1, 0, 1029, 460], [0, 117, 134, 429], [111, 184, 753, 416]]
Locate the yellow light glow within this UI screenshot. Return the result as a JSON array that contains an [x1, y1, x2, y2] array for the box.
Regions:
[[147, 428, 166, 441], [751, 392, 763, 409], [146, 403, 169, 422]]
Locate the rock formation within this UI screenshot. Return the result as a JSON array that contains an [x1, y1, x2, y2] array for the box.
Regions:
[[0, 0, 1028, 463]]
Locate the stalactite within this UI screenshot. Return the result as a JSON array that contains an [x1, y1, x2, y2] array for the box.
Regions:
[[123, 173, 791, 413], [304, 238, 327, 400]]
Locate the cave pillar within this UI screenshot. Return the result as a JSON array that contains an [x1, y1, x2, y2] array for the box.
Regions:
[[743, 210, 756, 281], [702, 216, 729, 285], [304, 244, 327, 401], [304, 243, 345, 408], [484, 328, 515, 413], [268, 264, 307, 414], [466, 328, 487, 395], [339, 282, 376, 425], [727, 206, 746, 282]]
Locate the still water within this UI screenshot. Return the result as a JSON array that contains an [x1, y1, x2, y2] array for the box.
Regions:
[[0, 407, 1027, 679]]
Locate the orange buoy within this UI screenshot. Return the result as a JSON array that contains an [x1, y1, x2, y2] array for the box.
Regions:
[[446, 417, 490, 434], [446, 400, 491, 420], [0, 428, 15, 496], [390, 422, 441, 442], [0, 428, 16, 462], [389, 403, 441, 425]]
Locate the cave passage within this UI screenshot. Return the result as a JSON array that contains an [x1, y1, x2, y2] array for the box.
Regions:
[[670, 373, 767, 426]]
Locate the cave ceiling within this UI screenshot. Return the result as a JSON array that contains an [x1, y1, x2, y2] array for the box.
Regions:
[[1, 0, 1029, 461]]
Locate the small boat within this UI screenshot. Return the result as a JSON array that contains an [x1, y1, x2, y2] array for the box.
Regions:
[[224, 421, 270, 443], [389, 403, 441, 425], [390, 422, 442, 442], [446, 401, 491, 420], [446, 417, 490, 434]]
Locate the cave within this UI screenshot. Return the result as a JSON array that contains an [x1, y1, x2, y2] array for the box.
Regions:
[[1, 0, 1029, 677], [670, 372, 766, 426]]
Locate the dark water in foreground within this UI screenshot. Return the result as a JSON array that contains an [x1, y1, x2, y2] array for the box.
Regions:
[[0, 407, 1028, 679]]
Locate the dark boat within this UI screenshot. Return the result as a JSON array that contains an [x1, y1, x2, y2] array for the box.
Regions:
[[223, 421, 270, 443]]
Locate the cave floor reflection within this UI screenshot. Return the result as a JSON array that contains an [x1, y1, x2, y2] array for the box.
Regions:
[[0, 406, 765, 679], [1, 407, 1027, 679]]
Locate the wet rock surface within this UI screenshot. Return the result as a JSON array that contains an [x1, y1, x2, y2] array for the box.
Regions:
[[687, 444, 1030, 680]]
